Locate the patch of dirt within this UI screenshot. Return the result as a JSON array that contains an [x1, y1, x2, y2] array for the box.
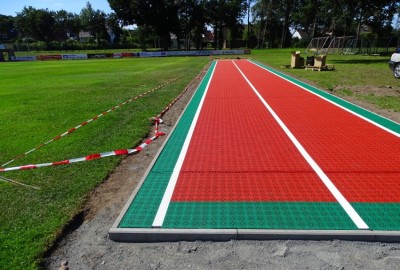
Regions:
[[333, 85, 400, 97], [331, 84, 400, 123], [45, 67, 400, 270]]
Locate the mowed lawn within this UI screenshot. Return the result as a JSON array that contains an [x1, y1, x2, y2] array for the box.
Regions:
[[0, 56, 208, 269]]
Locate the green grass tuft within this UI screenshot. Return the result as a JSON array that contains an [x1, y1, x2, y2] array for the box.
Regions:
[[359, 95, 400, 112], [336, 89, 354, 96]]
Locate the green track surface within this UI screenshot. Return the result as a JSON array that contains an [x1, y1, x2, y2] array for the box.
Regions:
[[162, 202, 357, 230], [353, 203, 400, 231]]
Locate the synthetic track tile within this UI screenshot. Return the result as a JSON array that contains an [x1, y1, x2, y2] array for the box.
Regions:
[[173, 172, 334, 202], [163, 202, 358, 230], [327, 172, 400, 202], [352, 203, 400, 230]]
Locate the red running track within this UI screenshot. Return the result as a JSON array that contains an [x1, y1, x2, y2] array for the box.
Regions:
[[234, 60, 400, 203], [172, 60, 400, 204], [172, 60, 337, 202]]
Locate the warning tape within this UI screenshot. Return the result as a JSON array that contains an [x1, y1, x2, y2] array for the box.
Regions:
[[0, 134, 164, 172], [0, 62, 209, 174], [1, 76, 182, 167], [0, 119, 165, 172], [156, 71, 206, 119]]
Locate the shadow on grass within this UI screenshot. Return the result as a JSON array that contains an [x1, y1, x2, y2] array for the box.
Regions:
[[330, 59, 390, 65]]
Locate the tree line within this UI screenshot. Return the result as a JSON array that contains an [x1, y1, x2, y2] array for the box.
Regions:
[[252, 0, 399, 48], [0, 2, 123, 51], [0, 0, 399, 51]]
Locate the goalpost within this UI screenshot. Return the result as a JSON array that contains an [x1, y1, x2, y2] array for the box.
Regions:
[[305, 36, 331, 54], [306, 36, 354, 55]]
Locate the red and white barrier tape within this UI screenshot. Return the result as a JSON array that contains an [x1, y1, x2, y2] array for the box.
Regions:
[[0, 63, 209, 174], [156, 71, 205, 119], [0, 119, 165, 172], [1, 77, 181, 167]]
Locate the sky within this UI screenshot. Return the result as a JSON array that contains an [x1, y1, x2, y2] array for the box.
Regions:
[[0, 0, 113, 16]]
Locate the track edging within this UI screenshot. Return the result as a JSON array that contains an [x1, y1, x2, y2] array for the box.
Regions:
[[109, 227, 400, 243]]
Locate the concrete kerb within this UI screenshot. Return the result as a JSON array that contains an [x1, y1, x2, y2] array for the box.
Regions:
[[109, 227, 400, 243], [109, 228, 237, 242]]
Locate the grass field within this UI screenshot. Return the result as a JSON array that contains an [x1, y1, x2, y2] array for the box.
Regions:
[[251, 49, 396, 87], [0, 56, 208, 269], [0, 50, 399, 269]]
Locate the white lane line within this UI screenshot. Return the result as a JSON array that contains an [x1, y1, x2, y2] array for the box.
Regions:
[[232, 60, 369, 230], [249, 60, 399, 138], [152, 61, 218, 228]]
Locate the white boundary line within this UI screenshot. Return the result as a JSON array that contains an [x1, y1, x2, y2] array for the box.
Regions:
[[110, 62, 214, 230], [232, 60, 369, 230], [152, 62, 218, 228], [249, 60, 399, 138]]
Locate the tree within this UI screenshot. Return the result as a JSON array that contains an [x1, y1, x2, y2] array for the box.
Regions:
[[53, 10, 82, 40], [0, 15, 17, 40], [67, 13, 83, 39], [80, 2, 108, 45], [353, 0, 399, 37], [107, 12, 123, 43], [251, 0, 282, 48], [225, 0, 248, 48], [190, 1, 208, 49], [205, 0, 247, 49], [109, 0, 247, 50], [251, 0, 267, 48], [108, 0, 180, 50], [291, 0, 399, 39], [292, 0, 326, 39], [204, 0, 224, 49], [278, 0, 298, 48], [174, 0, 208, 50], [249, 0, 399, 49], [176, 0, 195, 50], [244, 0, 255, 48], [15, 7, 56, 41]]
